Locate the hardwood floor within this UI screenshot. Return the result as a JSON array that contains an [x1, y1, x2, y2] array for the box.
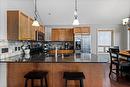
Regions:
[[7, 63, 130, 87], [103, 64, 130, 87]]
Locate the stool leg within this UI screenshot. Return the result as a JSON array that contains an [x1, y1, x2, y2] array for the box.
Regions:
[[31, 79, 34, 87], [41, 78, 43, 87], [80, 79, 84, 87], [45, 77, 48, 87], [24, 78, 28, 87], [65, 80, 67, 87]]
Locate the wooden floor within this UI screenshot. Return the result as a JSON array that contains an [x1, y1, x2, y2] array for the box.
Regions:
[[102, 64, 130, 87], [7, 63, 130, 87]]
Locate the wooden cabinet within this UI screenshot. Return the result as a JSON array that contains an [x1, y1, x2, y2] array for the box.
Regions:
[[48, 50, 74, 54], [65, 29, 73, 41], [28, 18, 36, 40], [7, 11, 19, 40], [7, 10, 44, 40], [128, 28, 130, 30], [37, 25, 45, 33], [51, 28, 73, 41], [52, 29, 59, 41], [35, 25, 45, 41], [19, 12, 30, 40], [73, 27, 81, 33], [74, 27, 90, 34]]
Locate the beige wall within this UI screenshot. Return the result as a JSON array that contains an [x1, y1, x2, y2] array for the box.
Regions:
[[0, 63, 7, 87]]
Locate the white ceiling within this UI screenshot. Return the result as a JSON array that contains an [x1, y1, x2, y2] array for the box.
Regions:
[[37, 0, 130, 25], [7, 0, 130, 25]]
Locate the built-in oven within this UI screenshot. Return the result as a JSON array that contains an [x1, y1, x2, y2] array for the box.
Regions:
[[35, 31, 44, 41]]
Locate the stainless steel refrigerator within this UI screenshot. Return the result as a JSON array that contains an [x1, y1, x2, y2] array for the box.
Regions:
[[74, 34, 91, 53]]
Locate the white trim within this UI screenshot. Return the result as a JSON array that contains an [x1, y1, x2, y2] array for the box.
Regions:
[[128, 30, 130, 49]]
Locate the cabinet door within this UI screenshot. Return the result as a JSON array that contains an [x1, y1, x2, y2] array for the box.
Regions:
[[29, 18, 36, 40], [52, 29, 59, 41], [80, 27, 90, 34], [74, 27, 81, 33], [7, 11, 19, 40], [58, 29, 66, 41], [65, 29, 74, 41], [19, 12, 29, 40]]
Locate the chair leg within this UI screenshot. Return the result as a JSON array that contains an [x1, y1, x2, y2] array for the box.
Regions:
[[120, 66, 123, 77], [45, 77, 48, 87], [116, 65, 119, 81], [24, 79, 28, 87], [80, 79, 84, 87], [109, 63, 112, 77]]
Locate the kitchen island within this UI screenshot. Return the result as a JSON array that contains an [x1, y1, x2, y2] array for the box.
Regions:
[[0, 53, 109, 87]]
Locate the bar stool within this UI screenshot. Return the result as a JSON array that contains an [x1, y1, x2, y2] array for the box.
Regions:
[[24, 70, 48, 87], [63, 72, 85, 87]]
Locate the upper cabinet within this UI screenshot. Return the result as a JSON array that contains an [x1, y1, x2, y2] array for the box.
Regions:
[[51, 28, 73, 41], [74, 27, 90, 34], [36, 25, 45, 41], [7, 10, 44, 40], [19, 12, 30, 40], [28, 18, 36, 40]]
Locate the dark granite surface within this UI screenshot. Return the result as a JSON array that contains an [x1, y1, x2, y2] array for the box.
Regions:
[[0, 53, 109, 63]]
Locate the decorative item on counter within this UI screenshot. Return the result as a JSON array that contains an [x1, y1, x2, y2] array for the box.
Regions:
[[55, 46, 58, 58], [21, 45, 30, 54]]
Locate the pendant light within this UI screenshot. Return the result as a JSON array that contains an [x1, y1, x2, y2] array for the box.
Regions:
[[73, 0, 80, 25], [32, 0, 40, 26], [122, 17, 129, 25]]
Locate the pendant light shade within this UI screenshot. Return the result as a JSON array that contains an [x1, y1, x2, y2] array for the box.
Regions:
[[32, 0, 40, 26], [122, 18, 129, 25], [73, 0, 80, 25], [32, 20, 40, 26]]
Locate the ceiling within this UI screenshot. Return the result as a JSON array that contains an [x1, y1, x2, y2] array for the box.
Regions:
[[37, 0, 130, 25], [7, 0, 130, 25]]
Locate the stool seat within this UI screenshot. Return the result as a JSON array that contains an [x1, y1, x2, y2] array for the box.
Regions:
[[63, 72, 85, 87], [24, 70, 48, 87], [63, 72, 85, 80], [24, 71, 48, 79]]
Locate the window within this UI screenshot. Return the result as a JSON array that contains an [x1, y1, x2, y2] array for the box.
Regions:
[[97, 30, 113, 53]]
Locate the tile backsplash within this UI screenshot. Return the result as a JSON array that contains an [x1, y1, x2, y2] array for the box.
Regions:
[[0, 40, 30, 59]]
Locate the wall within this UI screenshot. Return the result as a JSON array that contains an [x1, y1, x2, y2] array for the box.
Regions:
[[0, 0, 7, 40], [0, 63, 7, 87], [45, 24, 127, 54], [90, 24, 127, 54]]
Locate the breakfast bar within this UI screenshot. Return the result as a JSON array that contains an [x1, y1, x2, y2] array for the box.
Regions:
[[1, 53, 109, 87]]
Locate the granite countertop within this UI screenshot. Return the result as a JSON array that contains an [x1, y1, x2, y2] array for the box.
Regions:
[[0, 53, 109, 63]]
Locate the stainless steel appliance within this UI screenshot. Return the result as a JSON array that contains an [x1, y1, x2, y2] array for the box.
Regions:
[[74, 34, 91, 53]]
